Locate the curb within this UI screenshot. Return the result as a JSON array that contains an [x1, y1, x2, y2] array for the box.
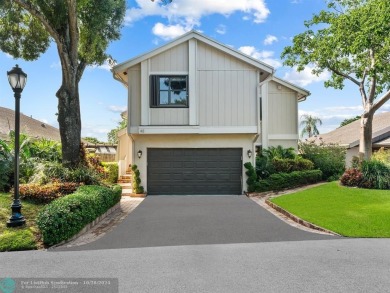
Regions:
[[265, 199, 341, 236], [48, 201, 121, 250]]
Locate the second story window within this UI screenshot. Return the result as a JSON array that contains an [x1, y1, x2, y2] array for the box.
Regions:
[[150, 75, 188, 108]]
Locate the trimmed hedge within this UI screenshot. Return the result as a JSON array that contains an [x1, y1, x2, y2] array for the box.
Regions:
[[19, 182, 80, 203], [272, 157, 314, 173], [36, 185, 122, 245], [253, 170, 323, 192]]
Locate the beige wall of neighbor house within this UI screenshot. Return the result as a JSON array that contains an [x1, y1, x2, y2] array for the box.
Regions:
[[346, 147, 359, 168], [130, 133, 254, 192]]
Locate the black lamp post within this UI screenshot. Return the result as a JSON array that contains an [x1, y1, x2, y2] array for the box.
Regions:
[[6, 65, 27, 227]]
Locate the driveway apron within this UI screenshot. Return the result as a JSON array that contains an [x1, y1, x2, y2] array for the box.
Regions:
[[57, 195, 337, 251]]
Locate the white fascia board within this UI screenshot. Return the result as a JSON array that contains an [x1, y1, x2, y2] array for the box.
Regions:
[[130, 126, 258, 135], [113, 30, 274, 76], [271, 76, 310, 99]]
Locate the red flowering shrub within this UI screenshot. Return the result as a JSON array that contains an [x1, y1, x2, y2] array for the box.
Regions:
[[18, 182, 81, 203], [340, 168, 363, 187], [87, 154, 106, 175]]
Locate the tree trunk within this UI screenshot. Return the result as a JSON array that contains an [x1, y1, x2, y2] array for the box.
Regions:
[[56, 65, 82, 168], [358, 112, 374, 161]]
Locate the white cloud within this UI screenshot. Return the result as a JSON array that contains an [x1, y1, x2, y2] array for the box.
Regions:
[[283, 66, 330, 87], [88, 60, 112, 71], [126, 0, 270, 39], [216, 24, 227, 35], [50, 61, 61, 69], [263, 34, 278, 45], [238, 46, 282, 68], [108, 105, 127, 113], [152, 22, 191, 40]]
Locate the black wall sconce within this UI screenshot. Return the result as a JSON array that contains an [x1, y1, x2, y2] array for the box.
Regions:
[[247, 149, 252, 158], [137, 150, 142, 159]]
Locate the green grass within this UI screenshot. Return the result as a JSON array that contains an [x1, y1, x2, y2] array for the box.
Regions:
[[270, 182, 390, 237], [0, 192, 45, 251]]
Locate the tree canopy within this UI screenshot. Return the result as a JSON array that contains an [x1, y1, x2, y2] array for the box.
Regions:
[[282, 0, 390, 160], [339, 116, 360, 128], [0, 0, 126, 167]]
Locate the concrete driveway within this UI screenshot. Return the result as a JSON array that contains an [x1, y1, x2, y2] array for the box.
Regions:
[[57, 195, 337, 251]]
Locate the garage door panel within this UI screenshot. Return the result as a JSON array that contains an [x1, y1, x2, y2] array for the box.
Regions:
[[147, 148, 242, 195]]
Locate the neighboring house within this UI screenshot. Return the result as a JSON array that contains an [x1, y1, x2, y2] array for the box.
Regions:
[[85, 144, 117, 162], [308, 111, 390, 167], [0, 106, 60, 141], [112, 31, 310, 195]]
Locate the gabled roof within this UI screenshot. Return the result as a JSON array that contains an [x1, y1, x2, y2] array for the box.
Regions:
[[112, 30, 274, 84], [0, 106, 60, 141], [271, 76, 310, 101], [308, 112, 390, 148]]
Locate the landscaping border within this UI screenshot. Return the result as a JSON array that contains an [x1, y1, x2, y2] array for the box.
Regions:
[[265, 200, 341, 236], [48, 201, 121, 249]]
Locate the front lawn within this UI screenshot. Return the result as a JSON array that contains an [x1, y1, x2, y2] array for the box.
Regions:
[[0, 192, 45, 251], [270, 182, 390, 237]]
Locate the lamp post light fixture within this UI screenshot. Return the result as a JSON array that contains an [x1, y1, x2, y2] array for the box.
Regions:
[[137, 150, 143, 159], [6, 65, 27, 227]]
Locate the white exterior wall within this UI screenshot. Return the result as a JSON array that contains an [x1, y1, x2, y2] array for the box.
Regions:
[[264, 80, 299, 150], [132, 134, 255, 193], [197, 42, 258, 128], [117, 131, 133, 176]]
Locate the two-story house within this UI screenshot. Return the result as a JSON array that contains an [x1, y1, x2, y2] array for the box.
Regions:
[[112, 31, 309, 195]]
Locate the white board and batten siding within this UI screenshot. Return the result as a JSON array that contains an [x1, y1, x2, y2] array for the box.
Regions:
[[197, 42, 258, 128], [266, 80, 299, 148]]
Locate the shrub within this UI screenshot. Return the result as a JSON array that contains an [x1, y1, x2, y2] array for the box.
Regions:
[[67, 165, 102, 185], [340, 168, 363, 187], [0, 139, 13, 191], [361, 160, 390, 189], [18, 182, 80, 203], [36, 185, 122, 245], [299, 142, 346, 180], [102, 162, 119, 184], [372, 147, 390, 164], [255, 155, 275, 179], [262, 145, 296, 160], [244, 162, 259, 192], [272, 157, 314, 173], [87, 154, 105, 175], [255, 170, 323, 192], [131, 164, 144, 194]]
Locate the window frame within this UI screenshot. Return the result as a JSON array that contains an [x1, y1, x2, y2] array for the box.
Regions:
[[150, 75, 189, 108]]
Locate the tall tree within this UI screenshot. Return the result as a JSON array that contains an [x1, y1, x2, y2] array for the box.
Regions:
[[0, 1, 170, 167], [300, 114, 322, 138], [0, 0, 126, 167], [107, 117, 127, 144], [282, 0, 390, 160]]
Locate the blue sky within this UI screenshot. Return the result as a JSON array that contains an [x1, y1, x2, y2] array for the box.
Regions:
[[1, 0, 388, 141]]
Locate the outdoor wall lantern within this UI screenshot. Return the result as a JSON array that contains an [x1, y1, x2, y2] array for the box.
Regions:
[[137, 150, 142, 159], [247, 149, 252, 158], [6, 64, 27, 227]]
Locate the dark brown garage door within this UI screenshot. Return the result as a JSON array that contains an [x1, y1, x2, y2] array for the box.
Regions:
[[147, 148, 242, 195]]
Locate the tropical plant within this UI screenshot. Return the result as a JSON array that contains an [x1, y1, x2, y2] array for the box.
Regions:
[[282, 0, 390, 160], [372, 148, 390, 164], [299, 114, 322, 138], [262, 145, 296, 160], [360, 160, 390, 189], [0, 139, 13, 191]]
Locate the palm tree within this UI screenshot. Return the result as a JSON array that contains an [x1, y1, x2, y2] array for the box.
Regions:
[[300, 114, 322, 138]]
